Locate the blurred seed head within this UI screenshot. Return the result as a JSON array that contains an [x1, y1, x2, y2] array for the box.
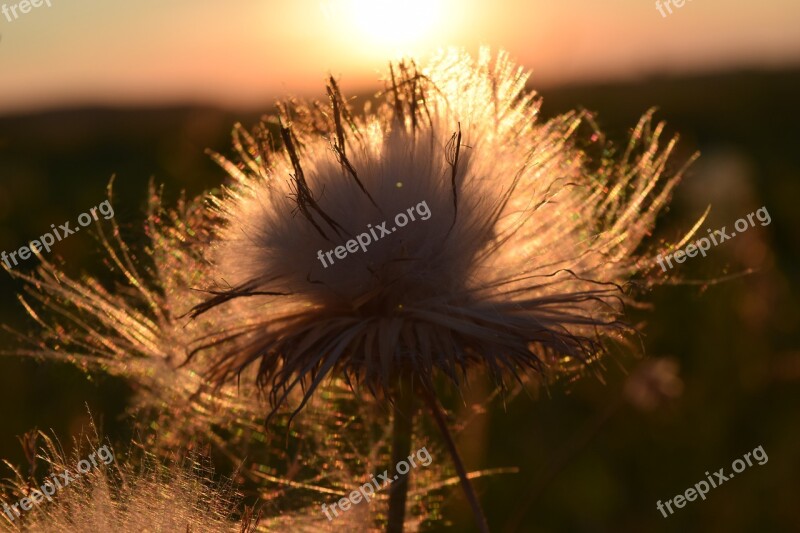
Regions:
[[0, 431, 257, 533], [623, 357, 684, 412]]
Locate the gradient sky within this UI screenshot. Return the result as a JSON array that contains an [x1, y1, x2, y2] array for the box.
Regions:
[[1, 0, 799, 113]]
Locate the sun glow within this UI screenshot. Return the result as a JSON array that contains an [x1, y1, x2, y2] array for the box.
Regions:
[[328, 0, 445, 57]]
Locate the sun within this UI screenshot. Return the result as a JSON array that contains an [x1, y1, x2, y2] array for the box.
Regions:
[[344, 0, 444, 56]]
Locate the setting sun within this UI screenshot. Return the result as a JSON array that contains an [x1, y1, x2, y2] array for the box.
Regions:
[[321, 0, 446, 58], [351, 0, 442, 52]]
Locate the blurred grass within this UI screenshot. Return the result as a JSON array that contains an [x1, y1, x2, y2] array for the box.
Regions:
[[0, 68, 798, 532]]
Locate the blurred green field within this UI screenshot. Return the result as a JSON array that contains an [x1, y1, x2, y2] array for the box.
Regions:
[[0, 68, 798, 532]]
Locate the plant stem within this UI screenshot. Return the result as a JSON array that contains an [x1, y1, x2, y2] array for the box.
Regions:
[[387, 376, 415, 533], [422, 388, 490, 533]]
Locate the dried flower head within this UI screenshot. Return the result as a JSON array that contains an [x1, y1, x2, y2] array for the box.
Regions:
[[0, 431, 257, 533], [191, 48, 694, 416]]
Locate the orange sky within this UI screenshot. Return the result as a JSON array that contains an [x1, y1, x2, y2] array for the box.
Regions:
[[1, 0, 799, 113]]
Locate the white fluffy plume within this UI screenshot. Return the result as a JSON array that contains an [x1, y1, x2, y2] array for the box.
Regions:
[[190, 48, 694, 415]]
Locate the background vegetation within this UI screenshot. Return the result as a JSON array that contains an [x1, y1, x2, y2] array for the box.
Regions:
[[1, 68, 798, 532]]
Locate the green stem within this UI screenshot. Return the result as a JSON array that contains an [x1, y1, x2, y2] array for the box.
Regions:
[[387, 376, 415, 533]]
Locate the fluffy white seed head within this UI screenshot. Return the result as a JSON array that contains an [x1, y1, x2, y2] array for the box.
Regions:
[[196, 48, 694, 414]]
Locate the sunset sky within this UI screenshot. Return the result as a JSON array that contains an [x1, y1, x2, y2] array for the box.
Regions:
[[1, 0, 799, 113]]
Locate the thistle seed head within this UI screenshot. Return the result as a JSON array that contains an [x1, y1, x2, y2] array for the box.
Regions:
[[189, 48, 694, 417]]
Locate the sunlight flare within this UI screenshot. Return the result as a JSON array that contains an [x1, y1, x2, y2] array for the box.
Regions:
[[323, 0, 445, 57]]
